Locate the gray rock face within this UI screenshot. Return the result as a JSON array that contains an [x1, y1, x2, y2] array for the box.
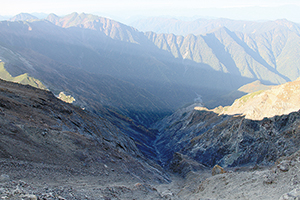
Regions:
[[153, 102, 300, 171]]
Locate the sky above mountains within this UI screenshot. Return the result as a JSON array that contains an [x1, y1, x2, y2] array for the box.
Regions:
[[1, 0, 300, 23]]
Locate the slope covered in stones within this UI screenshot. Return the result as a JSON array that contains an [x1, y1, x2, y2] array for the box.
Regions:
[[153, 77, 300, 170], [0, 78, 172, 199]]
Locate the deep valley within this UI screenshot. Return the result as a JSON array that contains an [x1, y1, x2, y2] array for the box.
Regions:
[[1, 12, 300, 199]]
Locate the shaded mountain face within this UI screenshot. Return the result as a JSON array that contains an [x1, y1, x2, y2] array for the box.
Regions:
[[153, 102, 300, 172], [0, 39, 173, 126], [0, 78, 168, 183], [0, 13, 255, 125], [153, 78, 300, 172], [0, 46, 170, 159]]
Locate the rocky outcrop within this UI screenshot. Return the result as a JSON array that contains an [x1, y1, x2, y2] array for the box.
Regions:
[[212, 165, 226, 176], [153, 99, 300, 171], [152, 78, 300, 170], [169, 152, 207, 177], [183, 110, 300, 168]]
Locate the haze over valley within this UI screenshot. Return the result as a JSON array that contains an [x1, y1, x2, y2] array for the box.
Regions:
[[1, 3, 300, 199]]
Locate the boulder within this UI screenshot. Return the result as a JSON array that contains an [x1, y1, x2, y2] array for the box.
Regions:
[[212, 165, 226, 176]]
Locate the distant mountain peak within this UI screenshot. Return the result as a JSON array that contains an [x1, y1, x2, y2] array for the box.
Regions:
[[9, 13, 38, 22]]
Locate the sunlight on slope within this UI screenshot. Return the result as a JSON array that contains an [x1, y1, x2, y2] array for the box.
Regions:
[[0, 61, 47, 90]]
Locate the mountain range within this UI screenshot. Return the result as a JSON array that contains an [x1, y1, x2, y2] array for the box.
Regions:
[[1, 12, 300, 199], [0, 12, 256, 124], [2, 13, 300, 117]]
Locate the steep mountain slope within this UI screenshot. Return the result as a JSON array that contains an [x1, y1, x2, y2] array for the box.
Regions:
[[0, 78, 173, 199], [44, 13, 250, 95], [154, 104, 300, 173], [153, 78, 300, 171], [219, 78, 300, 120], [146, 25, 298, 84]]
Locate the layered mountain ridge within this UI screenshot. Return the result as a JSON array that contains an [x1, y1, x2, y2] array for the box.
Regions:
[[2, 13, 300, 113], [1, 13, 300, 199], [0, 12, 255, 125]]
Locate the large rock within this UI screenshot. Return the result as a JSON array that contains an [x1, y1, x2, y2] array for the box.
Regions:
[[212, 165, 226, 176]]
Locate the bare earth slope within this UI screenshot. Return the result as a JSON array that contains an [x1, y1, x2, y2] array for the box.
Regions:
[[0, 79, 172, 199], [221, 77, 300, 120]]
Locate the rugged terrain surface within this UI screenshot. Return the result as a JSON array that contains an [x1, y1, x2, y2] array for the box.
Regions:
[[153, 77, 300, 170], [219, 77, 300, 120], [2, 73, 300, 200], [1, 13, 300, 200], [0, 78, 172, 199]]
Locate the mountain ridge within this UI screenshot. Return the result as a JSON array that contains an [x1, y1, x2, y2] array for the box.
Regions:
[[130, 17, 300, 36], [42, 12, 300, 85], [9, 13, 38, 22], [2, 12, 300, 200], [0, 13, 252, 118], [217, 77, 300, 120]]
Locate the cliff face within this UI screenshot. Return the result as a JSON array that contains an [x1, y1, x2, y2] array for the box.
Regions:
[[154, 101, 300, 171], [183, 110, 300, 168]]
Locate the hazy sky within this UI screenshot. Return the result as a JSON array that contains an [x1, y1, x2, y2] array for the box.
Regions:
[[1, 0, 300, 23]]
